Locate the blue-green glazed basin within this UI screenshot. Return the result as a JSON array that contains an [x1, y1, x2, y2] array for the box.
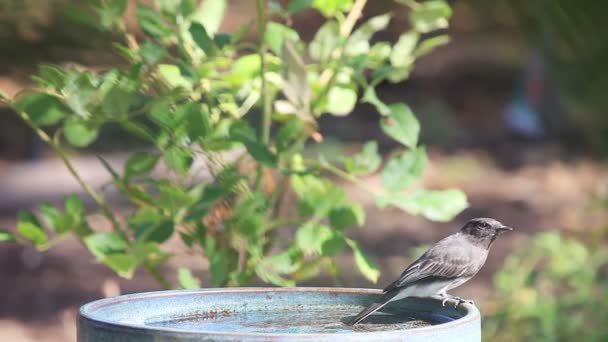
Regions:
[[78, 287, 480, 341]]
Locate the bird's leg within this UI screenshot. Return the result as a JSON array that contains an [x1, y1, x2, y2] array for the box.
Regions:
[[431, 292, 453, 307]]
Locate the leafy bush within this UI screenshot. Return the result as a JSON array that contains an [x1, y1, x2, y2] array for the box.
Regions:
[[0, 0, 465, 289], [484, 231, 608, 341]]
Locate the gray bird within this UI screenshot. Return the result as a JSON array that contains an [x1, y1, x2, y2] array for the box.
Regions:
[[347, 217, 512, 325]]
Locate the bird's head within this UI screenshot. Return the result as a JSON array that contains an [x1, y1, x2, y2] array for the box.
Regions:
[[461, 218, 513, 242]]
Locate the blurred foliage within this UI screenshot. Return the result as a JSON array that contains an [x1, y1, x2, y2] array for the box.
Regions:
[[0, 0, 465, 289], [485, 230, 608, 341]]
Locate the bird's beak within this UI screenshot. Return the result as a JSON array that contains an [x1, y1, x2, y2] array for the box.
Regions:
[[496, 225, 513, 232]]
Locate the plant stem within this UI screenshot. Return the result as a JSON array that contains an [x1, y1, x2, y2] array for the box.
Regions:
[[306, 158, 381, 197], [143, 262, 172, 289], [313, 0, 368, 112], [256, 0, 271, 144], [318, 0, 368, 85], [15, 109, 124, 238], [255, 0, 272, 191]]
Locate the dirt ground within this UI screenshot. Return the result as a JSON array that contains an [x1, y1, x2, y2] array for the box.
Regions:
[[1, 143, 606, 341]]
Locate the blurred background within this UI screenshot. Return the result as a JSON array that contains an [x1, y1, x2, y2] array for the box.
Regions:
[[1, 0, 608, 341]]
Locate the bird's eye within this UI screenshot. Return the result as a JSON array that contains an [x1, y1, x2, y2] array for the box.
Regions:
[[479, 222, 490, 229]]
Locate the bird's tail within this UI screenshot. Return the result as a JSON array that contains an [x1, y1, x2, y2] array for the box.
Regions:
[[347, 291, 399, 326]]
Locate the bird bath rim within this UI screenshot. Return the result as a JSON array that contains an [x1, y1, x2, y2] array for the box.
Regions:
[[78, 287, 481, 339]]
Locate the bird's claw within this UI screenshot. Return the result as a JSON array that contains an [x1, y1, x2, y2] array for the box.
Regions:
[[452, 296, 474, 308], [441, 297, 450, 307]]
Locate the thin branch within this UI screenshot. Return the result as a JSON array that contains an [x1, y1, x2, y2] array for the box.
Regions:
[[15, 109, 124, 238], [143, 262, 172, 289], [318, 0, 368, 85]]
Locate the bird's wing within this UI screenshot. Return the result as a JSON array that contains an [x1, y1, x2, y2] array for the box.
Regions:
[[384, 234, 476, 293]]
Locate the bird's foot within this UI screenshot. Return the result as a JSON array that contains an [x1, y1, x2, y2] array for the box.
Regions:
[[436, 295, 474, 308]]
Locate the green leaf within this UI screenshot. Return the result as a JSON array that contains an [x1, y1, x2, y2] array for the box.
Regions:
[[345, 13, 391, 56], [214, 33, 231, 49], [100, 78, 135, 116], [381, 147, 427, 192], [265, 22, 299, 55], [63, 118, 98, 147], [17, 222, 47, 246], [133, 241, 169, 267], [103, 253, 138, 278], [326, 86, 357, 116], [256, 251, 297, 286], [378, 189, 468, 222], [230, 54, 261, 82], [347, 239, 380, 283], [179, 0, 197, 17], [136, 4, 171, 38], [362, 87, 390, 116], [309, 21, 340, 62], [288, 0, 313, 13], [390, 32, 419, 68], [381, 103, 420, 148], [158, 64, 193, 90], [165, 147, 193, 173], [189, 22, 216, 56], [229, 122, 277, 167], [65, 194, 86, 218], [125, 153, 160, 179], [0, 229, 16, 242], [192, 0, 227, 35], [84, 232, 127, 260], [295, 223, 333, 255], [98, 0, 128, 29], [329, 204, 365, 230], [35, 65, 67, 89], [282, 40, 311, 119], [368, 42, 392, 67], [178, 267, 201, 289], [15, 93, 65, 126], [344, 141, 382, 175], [16, 209, 47, 246], [40, 203, 70, 234], [415, 35, 450, 57], [321, 232, 346, 256], [313, 0, 353, 17], [140, 41, 167, 64], [409, 0, 452, 33]]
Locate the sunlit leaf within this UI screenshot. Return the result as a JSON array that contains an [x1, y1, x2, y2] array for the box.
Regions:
[[381, 103, 420, 148], [265, 22, 299, 55], [381, 147, 427, 191], [15, 93, 65, 126], [347, 239, 380, 283], [409, 0, 452, 33], [63, 117, 99, 147], [326, 86, 357, 116], [0, 229, 15, 242], [390, 32, 419, 68], [344, 141, 381, 175], [377, 189, 467, 222], [178, 267, 201, 289], [313, 0, 353, 17], [309, 21, 339, 62], [103, 253, 138, 278], [192, 0, 226, 35]]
